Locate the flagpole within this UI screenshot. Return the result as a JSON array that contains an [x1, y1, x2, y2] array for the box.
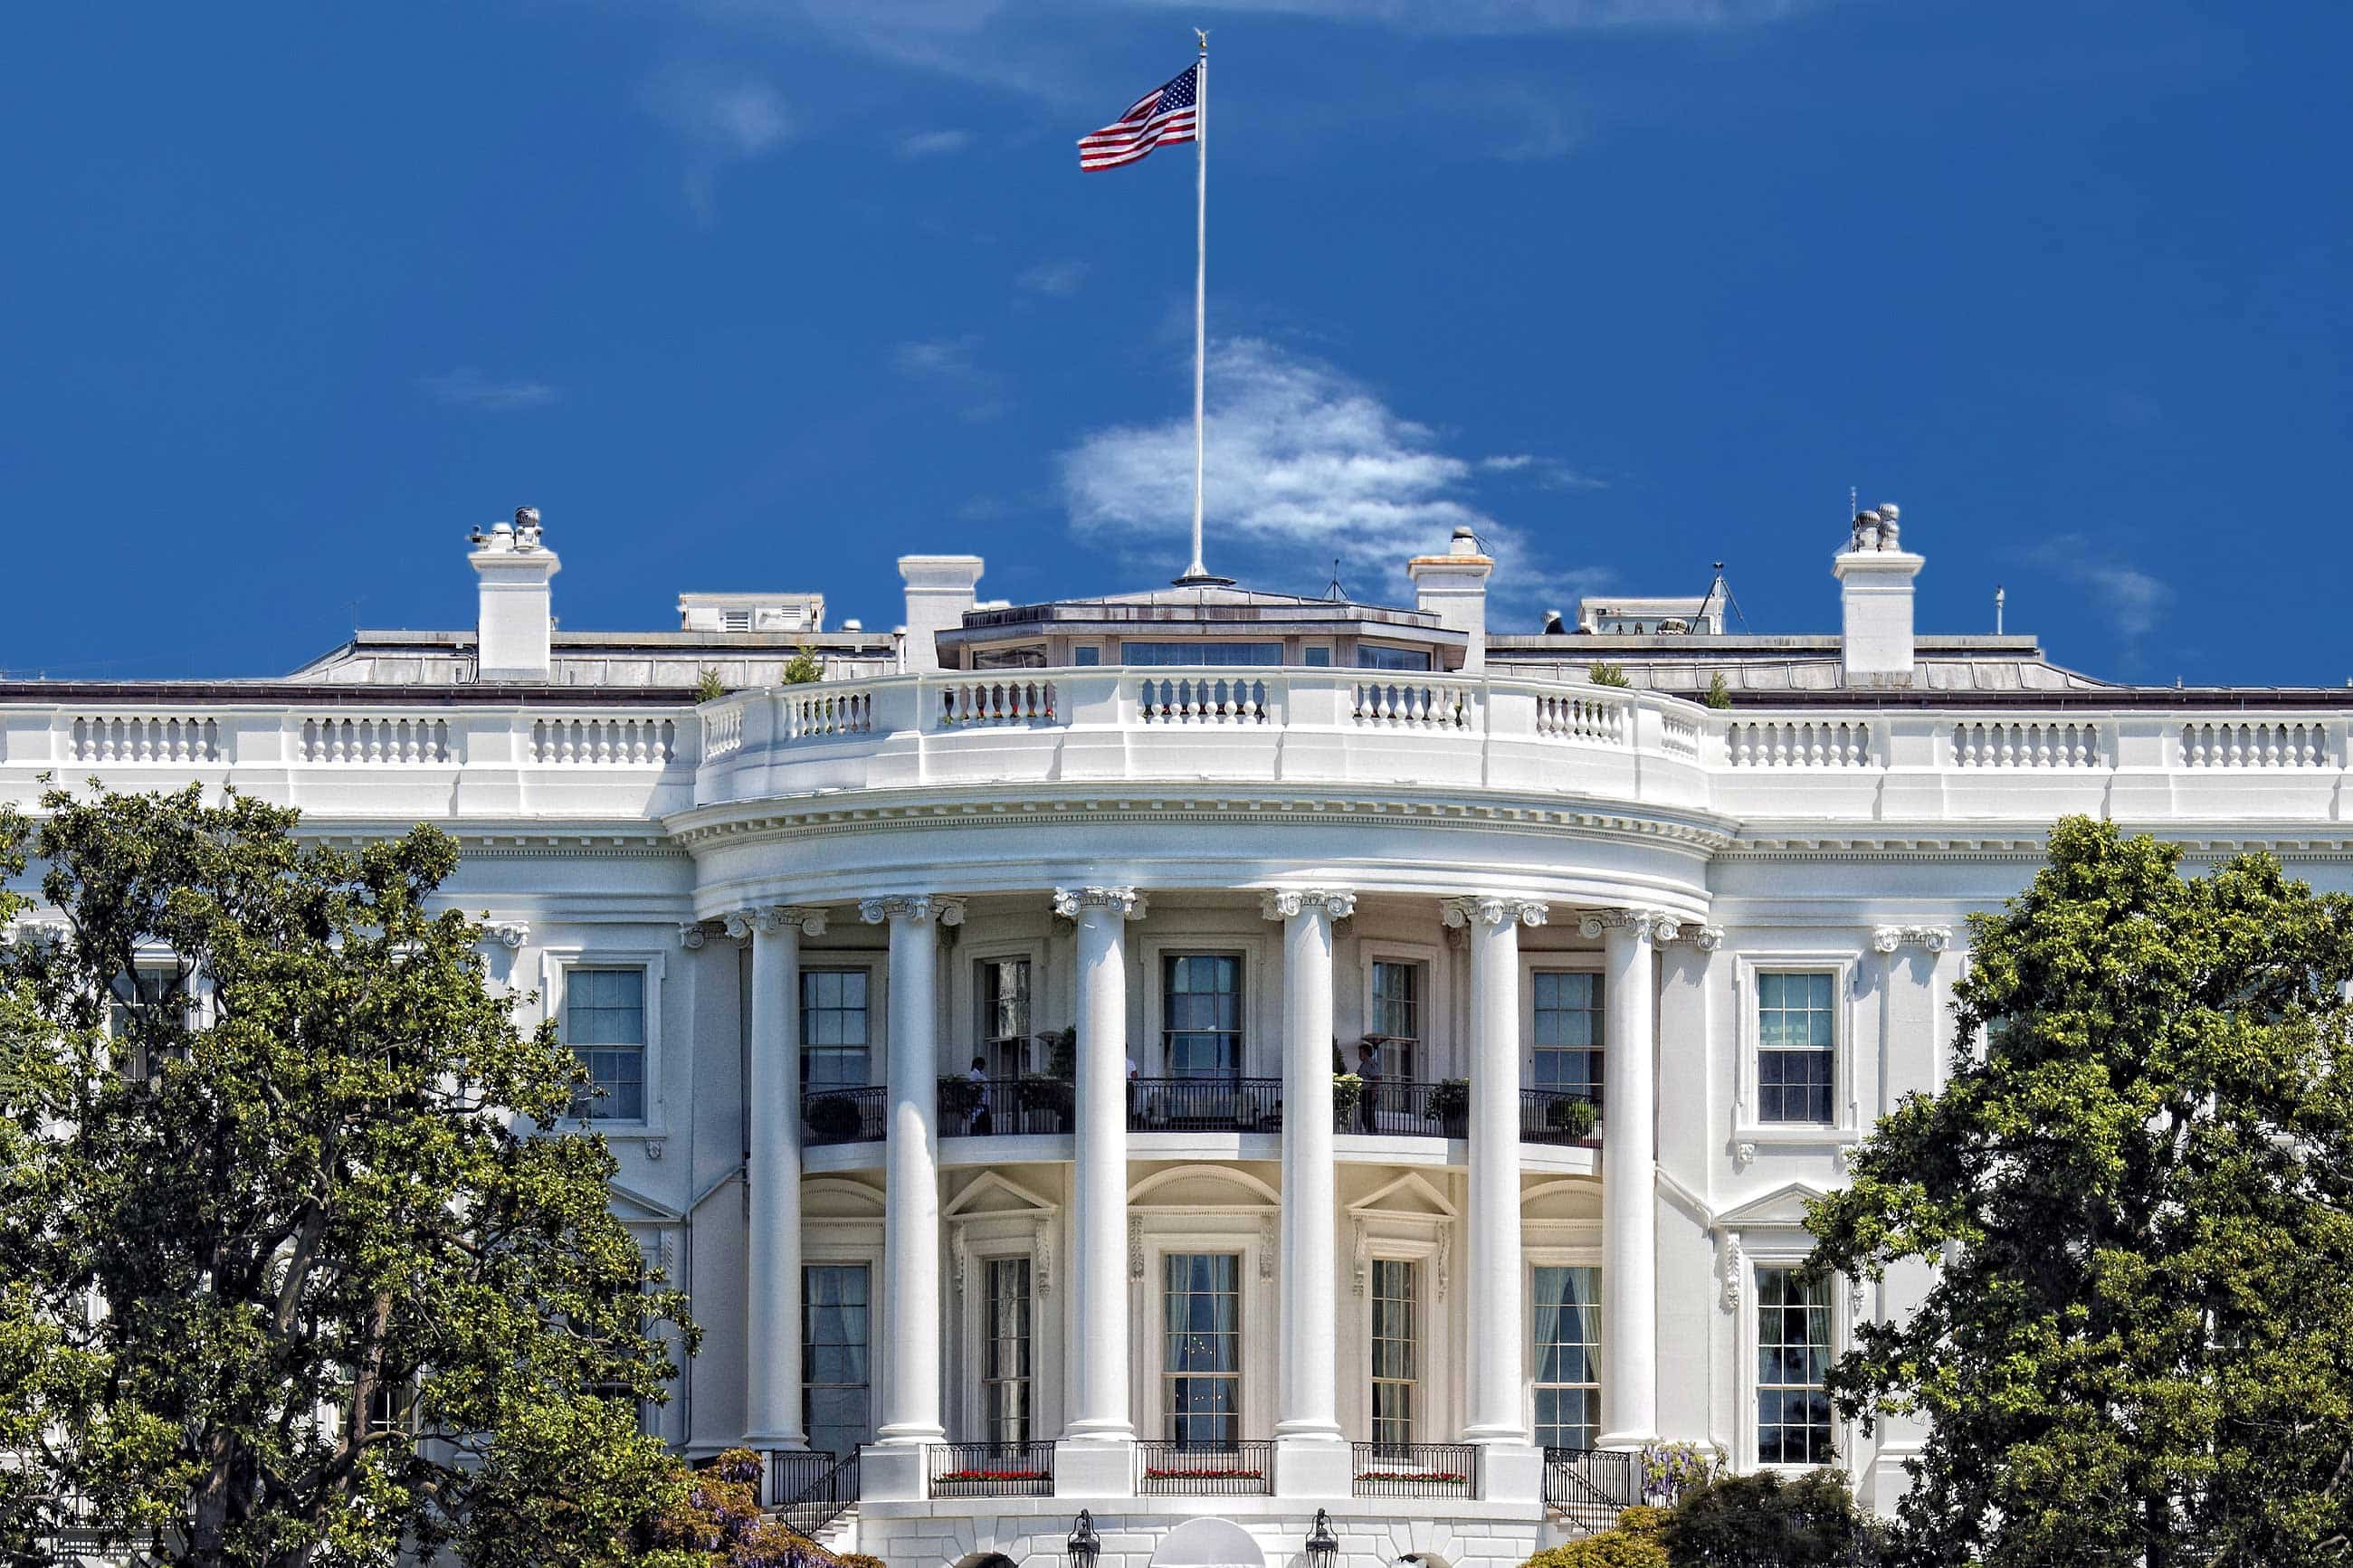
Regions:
[[1176, 32, 1229, 586]]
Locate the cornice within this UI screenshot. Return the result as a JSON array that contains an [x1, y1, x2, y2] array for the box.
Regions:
[[665, 788, 1738, 856]]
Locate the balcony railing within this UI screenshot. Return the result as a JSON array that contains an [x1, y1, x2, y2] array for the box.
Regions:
[[1136, 1440, 1275, 1495], [1521, 1088, 1602, 1146], [1544, 1446, 1641, 1534], [773, 1449, 859, 1534], [927, 1440, 1055, 1497], [938, 1077, 1075, 1137], [763, 1449, 837, 1510], [803, 1086, 886, 1145], [1127, 1077, 1284, 1134], [1351, 1441, 1477, 1497], [1338, 1079, 1467, 1138]]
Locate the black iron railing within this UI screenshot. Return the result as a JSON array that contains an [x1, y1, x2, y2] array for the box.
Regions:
[[1337, 1079, 1466, 1138], [1544, 1446, 1640, 1535], [763, 1449, 836, 1510], [1127, 1078, 1284, 1134], [938, 1078, 1075, 1137], [927, 1440, 1056, 1497], [1521, 1088, 1602, 1146], [1351, 1441, 1477, 1497], [774, 1449, 860, 1535], [803, 1086, 887, 1145], [1136, 1440, 1275, 1495]]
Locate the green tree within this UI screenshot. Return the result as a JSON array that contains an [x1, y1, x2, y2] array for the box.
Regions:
[[0, 784, 697, 1568], [1805, 816, 2353, 1568]]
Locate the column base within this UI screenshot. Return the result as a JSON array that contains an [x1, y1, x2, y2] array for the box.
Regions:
[[1272, 1435, 1352, 1499], [1054, 1437, 1138, 1498], [859, 1442, 928, 1502], [1596, 1429, 1660, 1452], [1474, 1442, 1545, 1505]]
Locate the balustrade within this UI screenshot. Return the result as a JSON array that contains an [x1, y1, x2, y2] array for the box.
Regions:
[[531, 716, 675, 765], [2182, 720, 2331, 767], [1950, 719, 2104, 768], [938, 678, 1055, 727], [1350, 678, 1471, 730], [1725, 717, 1872, 767], [1135, 673, 1273, 724], [71, 715, 221, 764], [1533, 691, 1628, 745], [301, 717, 451, 764]]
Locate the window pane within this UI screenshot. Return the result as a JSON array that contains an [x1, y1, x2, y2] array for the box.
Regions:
[[1531, 971, 1603, 1104], [802, 969, 872, 1088], [1758, 970, 1835, 1124], [1163, 1253, 1241, 1447], [804, 1264, 871, 1459], [567, 967, 646, 1120], [984, 1259, 1033, 1449], [1755, 1266, 1834, 1466], [1120, 641, 1283, 667], [1532, 1265, 1603, 1450], [1164, 955, 1242, 1079], [1357, 645, 1434, 671], [1371, 1259, 1418, 1447]]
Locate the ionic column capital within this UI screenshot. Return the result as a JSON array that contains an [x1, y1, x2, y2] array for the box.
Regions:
[[1577, 908, 1681, 944], [1051, 886, 1148, 921], [723, 904, 831, 941], [1259, 888, 1357, 922], [1872, 923, 1951, 955], [858, 895, 965, 928], [1442, 895, 1549, 931], [480, 919, 530, 951], [1681, 924, 1726, 954]]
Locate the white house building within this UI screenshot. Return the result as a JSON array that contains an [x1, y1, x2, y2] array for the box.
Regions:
[[5, 503, 2344, 1568]]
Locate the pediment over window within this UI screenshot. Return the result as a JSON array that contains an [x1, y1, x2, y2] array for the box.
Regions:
[[1347, 1172, 1456, 1221], [607, 1181, 683, 1225], [804, 1175, 887, 1220], [1715, 1180, 1831, 1230], [945, 1170, 1058, 1221], [1521, 1176, 1602, 1223], [1129, 1164, 1281, 1210]]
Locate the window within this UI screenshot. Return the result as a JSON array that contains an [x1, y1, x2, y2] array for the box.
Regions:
[[1163, 955, 1243, 1079], [1369, 961, 1421, 1081], [1757, 972, 1835, 1123], [1755, 1267, 1834, 1465], [801, 969, 871, 1089], [1073, 645, 1101, 667], [109, 966, 181, 1079], [1532, 972, 1603, 1107], [566, 967, 645, 1121], [1164, 1253, 1241, 1447], [979, 958, 1032, 1079], [1357, 644, 1433, 671], [974, 644, 1046, 670], [1370, 1259, 1418, 1448], [1120, 641, 1283, 667], [1302, 646, 1333, 668], [804, 1264, 872, 1459], [983, 1259, 1033, 1450], [1532, 1265, 1602, 1451]]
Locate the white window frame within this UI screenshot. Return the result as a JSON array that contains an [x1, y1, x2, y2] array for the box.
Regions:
[[1519, 952, 1605, 1088], [797, 954, 885, 1090], [1732, 1232, 1853, 1476], [1138, 933, 1270, 1079], [1135, 1219, 1273, 1446], [1358, 938, 1448, 1079], [958, 936, 1047, 1078], [800, 1247, 881, 1460], [1732, 951, 1861, 1148], [543, 947, 668, 1137], [1524, 1242, 1605, 1451], [1366, 1251, 1425, 1447]]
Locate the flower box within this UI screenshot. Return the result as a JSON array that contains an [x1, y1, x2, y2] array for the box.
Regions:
[[1143, 1468, 1264, 1480]]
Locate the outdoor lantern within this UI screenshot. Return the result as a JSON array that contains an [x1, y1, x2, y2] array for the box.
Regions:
[[1067, 1510, 1100, 1568], [1304, 1508, 1339, 1568]]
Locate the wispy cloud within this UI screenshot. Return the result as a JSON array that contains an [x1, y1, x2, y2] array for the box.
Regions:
[[899, 128, 974, 157], [1481, 453, 1608, 490], [1057, 336, 1601, 611], [419, 368, 558, 412], [2033, 533, 2175, 641], [637, 62, 793, 221], [1017, 260, 1091, 297], [893, 335, 1006, 421]]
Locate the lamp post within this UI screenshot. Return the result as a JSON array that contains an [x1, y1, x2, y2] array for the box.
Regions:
[[1304, 1509, 1338, 1568], [1067, 1511, 1101, 1568]]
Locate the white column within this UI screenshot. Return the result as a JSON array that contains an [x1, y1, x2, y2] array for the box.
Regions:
[[861, 893, 962, 1448], [1446, 895, 1548, 1445], [1584, 908, 1672, 1449], [728, 906, 827, 1449], [1264, 889, 1354, 1484], [1053, 886, 1146, 1455]]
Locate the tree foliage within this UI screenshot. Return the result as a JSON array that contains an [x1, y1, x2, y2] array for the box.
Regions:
[[0, 784, 698, 1568], [1658, 1470, 1879, 1567], [1806, 816, 2353, 1567]]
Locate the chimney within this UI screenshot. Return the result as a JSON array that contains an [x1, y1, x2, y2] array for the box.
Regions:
[[471, 507, 560, 682], [898, 555, 985, 673], [1406, 526, 1494, 672], [1834, 502, 1922, 686]]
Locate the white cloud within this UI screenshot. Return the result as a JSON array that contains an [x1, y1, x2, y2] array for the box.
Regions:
[[2034, 534, 2175, 641], [893, 335, 1006, 421], [1481, 452, 1608, 490], [1057, 336, 1601, 608], [637, 63, 793, 220], [1016, 260, 1091, 296], [419, 369, 558, 412], [899, 128, 974, 157]]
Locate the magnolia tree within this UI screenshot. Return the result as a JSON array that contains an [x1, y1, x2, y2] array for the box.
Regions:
[[0, 785, 698, 1568], [1807, 817, 2353, 1567]]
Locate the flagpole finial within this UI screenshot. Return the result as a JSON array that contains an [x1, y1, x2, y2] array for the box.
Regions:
[[1196, 27, 1209, 52]]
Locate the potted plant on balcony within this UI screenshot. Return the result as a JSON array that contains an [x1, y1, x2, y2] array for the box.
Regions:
[[1427, 1078, 1470, 1126], [1546, 1095, 1599, 1140], [938, 1074, 982, 1123], [1332, 1072, 1365, 1122], [805, 1094, 864, 1142]]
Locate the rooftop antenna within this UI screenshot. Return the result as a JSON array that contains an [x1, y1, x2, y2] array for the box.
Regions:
[[1995, 584, 2005, 636], [1703, 560, 1752, 633], [1324, 556, 1348, 603]]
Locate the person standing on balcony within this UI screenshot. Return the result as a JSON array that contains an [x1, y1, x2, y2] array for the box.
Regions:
[[967, 1055, 992, 1136], [1357, 1039, 1382, 1133]]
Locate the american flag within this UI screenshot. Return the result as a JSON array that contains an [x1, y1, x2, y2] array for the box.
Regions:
[[1078, 62, 1199, 171]]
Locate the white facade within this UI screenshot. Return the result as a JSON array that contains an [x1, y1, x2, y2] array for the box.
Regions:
[[6, 507, 2349, 1567]]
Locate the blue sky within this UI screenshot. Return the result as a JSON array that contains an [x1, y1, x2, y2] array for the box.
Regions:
[[3, 1, 2346, 686]]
